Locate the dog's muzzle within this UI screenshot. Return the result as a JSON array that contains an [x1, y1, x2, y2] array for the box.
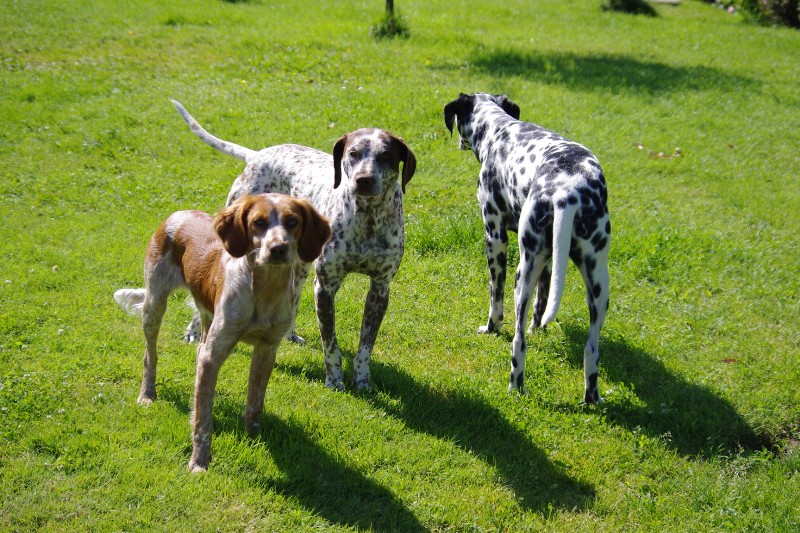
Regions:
[[354, 175, 379, 197]]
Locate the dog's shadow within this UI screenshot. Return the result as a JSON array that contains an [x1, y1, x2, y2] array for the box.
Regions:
[[279, 358, 596, 514], [556, 323, 767, 456], [159, 382, 427, 531]]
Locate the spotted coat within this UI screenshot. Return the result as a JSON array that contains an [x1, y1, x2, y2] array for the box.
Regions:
[[444, 92, 610, 403], [173, 101, 416, 390]]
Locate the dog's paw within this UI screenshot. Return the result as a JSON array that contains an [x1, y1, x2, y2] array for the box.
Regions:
[[188, 461, 208, 474], [582, 390, 603, 405], [325, 377, 346, 392], [286, 333, 306, 346], [478, 319, 501, 334], [137, 388, 156, 405], [354, 379, 373, 392], [183, 329, 200, 344], [183, 317, 201, 344]]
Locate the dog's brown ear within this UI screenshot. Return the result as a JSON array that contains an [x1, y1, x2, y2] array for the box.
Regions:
[[401, 145, 416, 193], [214, 196, 251, 258], [444, 93, 472, 135], [387, 134, 417, 193], [332, 134, 348, 189], [296, 199, 331, 263]]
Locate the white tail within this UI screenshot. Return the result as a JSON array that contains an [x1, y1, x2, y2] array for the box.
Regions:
[[170, 100, 256, 162], [540, 197, 579, 325], [113, 288, 147, 317]]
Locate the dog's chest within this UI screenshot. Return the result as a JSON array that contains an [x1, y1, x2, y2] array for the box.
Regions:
[[242, 297, 294, 344], [320, 205, 404, 277]]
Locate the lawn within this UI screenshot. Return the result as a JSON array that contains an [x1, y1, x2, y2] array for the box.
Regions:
[[1, 0, 799, 530]]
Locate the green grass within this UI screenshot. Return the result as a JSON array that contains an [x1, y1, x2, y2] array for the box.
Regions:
[[2, 0, 799, 530]]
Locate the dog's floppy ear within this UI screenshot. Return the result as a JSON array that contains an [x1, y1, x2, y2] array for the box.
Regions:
[[444, 97, 462, 135], [497, 95, 521, 120], [387, 133, 417, 193], [296, 199, 331, 263], [332, 134, 348, 189], [214, 196, 252, 258], [444, 93, 474, 135]]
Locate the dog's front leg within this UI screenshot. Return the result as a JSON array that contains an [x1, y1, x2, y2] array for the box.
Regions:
[[243, 341, 279, 434], [352, 278, 391, 390], [480, 213, 508, 334], [284, 263, 310, 345], [314, 275, 345, 390], [189, 335, 235, 473]]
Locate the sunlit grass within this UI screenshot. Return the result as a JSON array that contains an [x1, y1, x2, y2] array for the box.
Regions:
[[1, 0, 799, 530]]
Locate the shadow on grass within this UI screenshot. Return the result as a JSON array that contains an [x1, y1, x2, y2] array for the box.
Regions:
[[159, 383, 425, 531], [457, 47, 759, 94], [279, 359, 596, 514], [557, 323, 766, 456]]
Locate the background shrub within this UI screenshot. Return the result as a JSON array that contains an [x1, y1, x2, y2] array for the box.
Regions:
[[708, 0, 799, 27]]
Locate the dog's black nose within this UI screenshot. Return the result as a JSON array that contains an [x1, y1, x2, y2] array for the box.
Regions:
[[269, 243, 288, 259], [355, 175, 376, 194]]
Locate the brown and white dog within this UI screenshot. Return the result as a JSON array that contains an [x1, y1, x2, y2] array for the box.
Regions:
[[114, 193, 331, 472]]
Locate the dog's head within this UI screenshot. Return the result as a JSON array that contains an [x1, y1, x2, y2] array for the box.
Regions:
[[214, 193, 331, 265], [332, 129, 416, 197], [444, 93, 520, 151]]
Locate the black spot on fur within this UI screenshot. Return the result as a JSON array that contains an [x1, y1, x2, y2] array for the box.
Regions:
[[493, 188, 508, 213], [474, 123, 488, 143], [594, 235, 608, 253]]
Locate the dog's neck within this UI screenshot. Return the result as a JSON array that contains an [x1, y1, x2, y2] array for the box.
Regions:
[[469, 103, 512, 162]]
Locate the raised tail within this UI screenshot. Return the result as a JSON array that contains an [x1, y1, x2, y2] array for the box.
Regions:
[[540, 195, 579, 325], [113, 288, 147, 317], [170, 100, 256, 162]]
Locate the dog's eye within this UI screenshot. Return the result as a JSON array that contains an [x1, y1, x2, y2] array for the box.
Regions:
[[348, 149, 360, 159], [377, 151, 391, 161], [253, 218, 267, 228], [283, 216, 298, 228]]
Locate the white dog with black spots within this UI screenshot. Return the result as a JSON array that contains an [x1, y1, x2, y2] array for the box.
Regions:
[[444, 92, 610, 404]]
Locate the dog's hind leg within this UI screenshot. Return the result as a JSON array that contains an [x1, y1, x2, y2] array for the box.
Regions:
[[139, 288, 169, 404], [479, 204, 508, 334], [528, 264, 551, 333], [577, 243, 610, 404], [509, 246, 548, 393]]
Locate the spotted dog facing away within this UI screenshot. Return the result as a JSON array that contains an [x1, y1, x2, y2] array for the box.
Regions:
[[444, 93, 610, 403], [172, 100, 416, 391], [114, 194, 331, 471]]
